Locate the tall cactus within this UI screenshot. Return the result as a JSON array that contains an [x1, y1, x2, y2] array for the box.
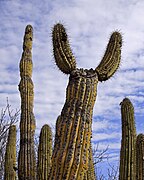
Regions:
[[18, 25, 36, 180], [49, 23, 122, 180], [119, 98, 137, 180], [4, 125, 17, 180], [136, 133, 144, 180], [37, 124, 52, 180]]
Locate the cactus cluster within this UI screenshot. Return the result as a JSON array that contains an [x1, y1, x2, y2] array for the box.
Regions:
[[9, 23, 144, 180]]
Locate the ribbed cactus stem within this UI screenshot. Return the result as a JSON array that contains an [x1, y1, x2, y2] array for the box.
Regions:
[[18, 25, 36, 180], [52, 23, 76, 74], [4, 125, 17, 180], [95, 31, 122, 81], [84, 142, 96, 180], [119, 98, 136, 180], [49, 23, 122, 180], [37, 124, 52, 180], [49, 70, 98, 180], [136, 133, 144, 180]]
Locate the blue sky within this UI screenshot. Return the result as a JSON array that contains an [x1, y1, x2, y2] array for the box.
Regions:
[[0, 0, 144, 178]]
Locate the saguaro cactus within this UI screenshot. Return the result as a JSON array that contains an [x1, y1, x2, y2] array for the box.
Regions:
[[136, 133, 144, 180], [119, 98, 137, 180], [18, 25, 36, 180], [49, 23, 122, 180], [37, 124, 52, 180], [4, 125, 17, 180]]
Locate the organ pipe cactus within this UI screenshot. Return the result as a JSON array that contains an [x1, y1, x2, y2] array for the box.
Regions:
[[18, 25, 36, 180], [49, 23, 122, 180], [4, 125, 17, 180], [136, 133, 144, 180], [119, 98, 137, 180], [37, 124, 52, 180]]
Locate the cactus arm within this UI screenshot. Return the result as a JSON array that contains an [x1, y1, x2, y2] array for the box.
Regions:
[[52, 23, 77, 74], [18, 25, 36, 180], [4, 125, 17, 180], [119, 98, 136, 180], [95, 32, 122, 82], [136, 134, 144, 180], [37, 124, 52, 180]]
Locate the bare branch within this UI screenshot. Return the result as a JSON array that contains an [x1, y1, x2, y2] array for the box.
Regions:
[[0, 99, 20, 180]]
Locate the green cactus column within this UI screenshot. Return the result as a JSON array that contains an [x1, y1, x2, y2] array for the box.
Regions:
[[4, 125, 17, 180], [18, 25, 36, 180], [37, 124, 52, 180], [119, 98, 137, 180], [136, 133, 144, 180], [49, 23, 122, 180]]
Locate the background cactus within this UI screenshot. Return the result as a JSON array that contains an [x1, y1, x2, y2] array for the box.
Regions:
[[4, 125, 17, 180], [119, 98, 137, 180], [37, 124, 52, 180], [49, 23, 122, 180], [136, 133, 144, 180], [18, 25, 36, 180]]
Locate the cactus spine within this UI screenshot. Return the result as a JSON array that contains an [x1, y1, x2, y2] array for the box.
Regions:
[[136, 134, 144, 180], [49, 23, 122, 180], [119, 98, 136, 180], [37, 124, 52, 180], [4, 125, 17, 180], [18, 25, 36, 180]]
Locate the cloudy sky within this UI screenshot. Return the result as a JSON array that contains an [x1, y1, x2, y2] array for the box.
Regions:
[[0, 0, 144, 178]]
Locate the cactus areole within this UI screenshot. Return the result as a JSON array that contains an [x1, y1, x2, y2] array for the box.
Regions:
[[49, 23, 122, 180]]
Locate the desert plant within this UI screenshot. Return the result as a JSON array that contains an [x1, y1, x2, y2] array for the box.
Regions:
[[49, 23, 122, 180], [37, 124, 52, 180], [18, 25, 36, 180], [119, 98, 137, 180], [4, 125, 17, 180]]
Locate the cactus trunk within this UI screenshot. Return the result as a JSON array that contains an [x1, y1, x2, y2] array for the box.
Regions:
[[119, 98, 136, 180], [49, 70, 98, 180], [37, 124, 52, 180], [4, 125, 17, 180], [18, 25, 36, 180], [136, 134, 144, 180]]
